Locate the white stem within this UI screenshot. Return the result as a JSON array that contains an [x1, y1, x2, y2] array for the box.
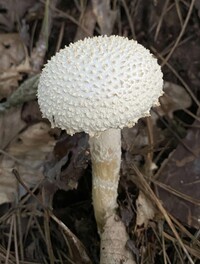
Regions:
[[100, 213, 135, 264], [89, 129, 136, 264], [89, 128, 121, 232]]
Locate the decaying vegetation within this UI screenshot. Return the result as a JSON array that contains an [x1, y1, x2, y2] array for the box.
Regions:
[[0, 0, 199, 263]]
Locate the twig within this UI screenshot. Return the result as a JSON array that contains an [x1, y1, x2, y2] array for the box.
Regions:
[[121, 0, 136, 39], [131, 164, 195, 264], [55, 21, 65, 52], [153, 180, 200, 206], [161, 0, 196, 66], [152, 109, 197, 157], [13, 216, 20, 264], [40, 0, 92, 36], [151, 46, 200, 108], [154, 0, 170, 41], [5, 215, 14, 264]]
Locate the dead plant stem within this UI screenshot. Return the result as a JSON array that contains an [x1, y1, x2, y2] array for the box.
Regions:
[[161, 0, 196, 66], [131, 164, 195, 264]]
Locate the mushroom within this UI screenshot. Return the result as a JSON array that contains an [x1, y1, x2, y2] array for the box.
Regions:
[[37, 35, 163, 263]]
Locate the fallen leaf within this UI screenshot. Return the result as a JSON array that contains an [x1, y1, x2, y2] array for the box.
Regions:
[[0, 122, 56, 204], [0, 107, 26, 149], [74, 3, 96, 41], [122, 121, 148, 153], [136, 191, 156, 227], [91, 0, 117, 35], [45, 133, 89, 191], [0, 0, 36, 30], [0, 33, 30, 99], [153, 81, 192, 119], [156, 110, 200, 228]]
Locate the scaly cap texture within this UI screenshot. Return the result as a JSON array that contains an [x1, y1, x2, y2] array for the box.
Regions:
[[38, 35, 163, 136]]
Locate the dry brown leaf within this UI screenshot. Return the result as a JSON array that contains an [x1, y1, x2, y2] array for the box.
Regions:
[[136, 191, 156, 227], [0, 34, 25, 70], [0, 0, 36, 30], [156, 81, 192, 119], [156, 110, 200, 228], [91, 0, 117, 35], [0, 122, 56, 204], [0, 33, 30, 99], [0, 107, 26, 149], [0, 167, 17, 204], [122, 123, 148, 153], [74, 3, 96, 41]]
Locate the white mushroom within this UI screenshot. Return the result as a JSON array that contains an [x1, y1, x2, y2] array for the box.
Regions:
[[37, 35, 163, 263]]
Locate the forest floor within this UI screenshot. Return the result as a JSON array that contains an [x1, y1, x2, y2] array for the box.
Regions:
[[0, 0, 199, 263]]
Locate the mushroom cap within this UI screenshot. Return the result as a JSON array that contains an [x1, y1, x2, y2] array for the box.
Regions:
[[38, 35, 163, 136]]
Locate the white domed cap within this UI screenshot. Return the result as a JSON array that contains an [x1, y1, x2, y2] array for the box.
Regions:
[[38, 35, 163, 136]]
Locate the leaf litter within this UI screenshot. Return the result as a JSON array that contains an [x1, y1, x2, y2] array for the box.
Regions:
[[0, 0, 200, 263]]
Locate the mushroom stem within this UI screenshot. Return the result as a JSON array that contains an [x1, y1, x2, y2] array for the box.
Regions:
[[89, 128, 121, 232]]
